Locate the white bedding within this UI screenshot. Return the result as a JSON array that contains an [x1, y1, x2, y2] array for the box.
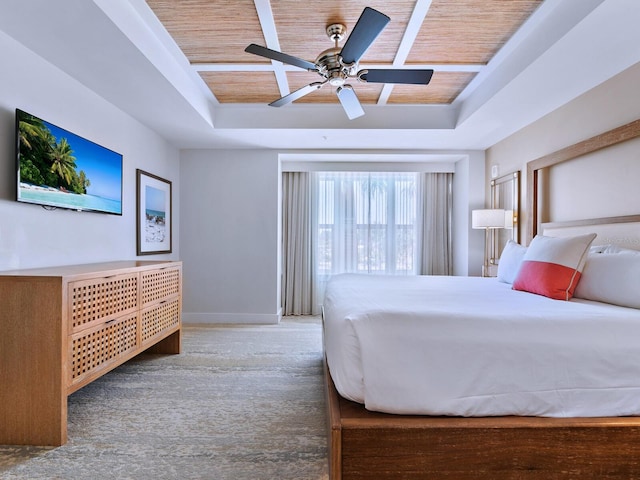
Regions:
[[323, 274, 640, 417]]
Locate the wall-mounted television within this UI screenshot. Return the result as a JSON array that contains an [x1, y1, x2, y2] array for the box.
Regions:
[[16, 109, 123, 215]]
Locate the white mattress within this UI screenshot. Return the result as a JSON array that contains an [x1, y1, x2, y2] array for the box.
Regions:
[[323, 274, 640, 417]]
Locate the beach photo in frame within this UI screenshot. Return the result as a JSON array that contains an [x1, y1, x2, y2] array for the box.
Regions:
[[136, 169, 172, 255]]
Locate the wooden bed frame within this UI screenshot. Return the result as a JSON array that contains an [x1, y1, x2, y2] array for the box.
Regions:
[[325, 359, 640, 479], [324, 119, 640, 479]]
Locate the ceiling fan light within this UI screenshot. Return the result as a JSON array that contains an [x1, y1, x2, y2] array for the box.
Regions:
[[329, 73, 346, 87], [337, 85, 365, 120]]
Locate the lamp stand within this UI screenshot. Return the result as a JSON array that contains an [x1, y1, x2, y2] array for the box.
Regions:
[[483, 228, 491, 277]]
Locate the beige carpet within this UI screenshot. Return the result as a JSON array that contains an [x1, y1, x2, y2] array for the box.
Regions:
[[0, 317, 328, 480]]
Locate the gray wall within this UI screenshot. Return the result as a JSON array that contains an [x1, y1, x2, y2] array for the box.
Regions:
[[179, 149, 281, 324], [453, 152, 486, 277]]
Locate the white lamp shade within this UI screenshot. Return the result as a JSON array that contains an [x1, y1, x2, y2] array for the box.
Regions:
[[472, 209, 506, 229]]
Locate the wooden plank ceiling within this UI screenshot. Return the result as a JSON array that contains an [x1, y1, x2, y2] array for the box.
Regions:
[[146, 0, 543, 106]]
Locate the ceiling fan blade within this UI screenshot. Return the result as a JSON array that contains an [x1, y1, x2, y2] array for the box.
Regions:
[[339, 7, 390, 65], [336, 85, 365, 120], [245, 44, 318, 72], [359, 69, 434, 85], [269, 82, 324, 107]]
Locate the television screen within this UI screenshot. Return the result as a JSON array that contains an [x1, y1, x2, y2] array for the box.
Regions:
[[16, 109, 123, 215]]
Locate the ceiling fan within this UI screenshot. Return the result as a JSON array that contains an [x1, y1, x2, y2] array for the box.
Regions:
[[244, 7, 434, 120]]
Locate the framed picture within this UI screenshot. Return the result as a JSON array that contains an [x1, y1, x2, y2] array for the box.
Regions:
[[136, 169, 172, 255]]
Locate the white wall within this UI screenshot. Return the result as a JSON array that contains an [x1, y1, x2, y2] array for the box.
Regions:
[[486, 61, 640, 241], [180, 149, 281, 324], [453, 152, 486, 277], [0, 30, 180, 271]]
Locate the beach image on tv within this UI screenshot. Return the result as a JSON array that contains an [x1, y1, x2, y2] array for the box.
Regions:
[[17, 110, 123, 214], [145, 185, 166, 243]]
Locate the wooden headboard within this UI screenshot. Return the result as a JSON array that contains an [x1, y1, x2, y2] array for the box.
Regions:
[[542, 215, 640, 251], [527, 118, 640, 243]]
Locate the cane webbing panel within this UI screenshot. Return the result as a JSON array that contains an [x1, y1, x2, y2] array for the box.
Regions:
[[141, 298, 180, 344], [69, 274, 139, 330], [70, 313, 138, 383], [141, 268, 180, 305]]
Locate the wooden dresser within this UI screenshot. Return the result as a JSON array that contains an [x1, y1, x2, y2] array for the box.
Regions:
[[0, 261, 182, 446]]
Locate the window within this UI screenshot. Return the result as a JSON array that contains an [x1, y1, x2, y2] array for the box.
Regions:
[[315, 172, 419, 276]]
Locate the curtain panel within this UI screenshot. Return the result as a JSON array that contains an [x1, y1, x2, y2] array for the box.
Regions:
[[420, 172, 453, 275], [281, 172, 315, 315]]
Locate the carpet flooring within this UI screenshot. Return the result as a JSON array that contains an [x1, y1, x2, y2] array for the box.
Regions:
[[0, 317, 328, 480]]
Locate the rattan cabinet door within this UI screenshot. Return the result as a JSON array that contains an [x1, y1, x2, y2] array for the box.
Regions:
[[140, 267, 181, 347], [68, 273, 139, 333], [140, 267, 180, 306], [69, 311, 139, 389], [141, 297, 181, 347]]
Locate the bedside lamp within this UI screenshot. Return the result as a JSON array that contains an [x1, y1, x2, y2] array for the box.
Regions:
[[472, 209, 505, 277]]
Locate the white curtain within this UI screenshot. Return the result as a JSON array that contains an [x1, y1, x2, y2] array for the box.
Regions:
[[420, 172, 453, 275], [313, 171, 420, 308], [281, 172, 315, 315]]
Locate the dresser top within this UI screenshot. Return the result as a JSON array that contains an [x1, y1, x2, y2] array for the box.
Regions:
[[0, 260, 181, 278]]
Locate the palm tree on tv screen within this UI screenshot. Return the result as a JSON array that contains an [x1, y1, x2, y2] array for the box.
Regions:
[[18, 114, 45, 151], [49, 137, 77, 187]]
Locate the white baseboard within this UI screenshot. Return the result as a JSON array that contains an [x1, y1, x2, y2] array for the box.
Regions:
[[182, 309, 282, 325]]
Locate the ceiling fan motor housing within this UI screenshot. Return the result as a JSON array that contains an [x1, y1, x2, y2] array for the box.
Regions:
[[316, 23, 360, 87], [316, 47, 352, 86]]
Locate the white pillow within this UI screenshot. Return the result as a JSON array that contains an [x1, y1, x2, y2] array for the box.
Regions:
[[497, 240, 527, 284], [574, 249, 640, 309], [590, 245, 609, 254], [601, 245, 637, 254], [512, 233, 596, 300]]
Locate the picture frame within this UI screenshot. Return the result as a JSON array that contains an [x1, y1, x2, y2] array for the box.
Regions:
[[136, 169, 172, 255]]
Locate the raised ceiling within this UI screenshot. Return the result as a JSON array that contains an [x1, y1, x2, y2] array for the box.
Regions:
[[1, 0, 637, 150], [146, 0, 543, 108]]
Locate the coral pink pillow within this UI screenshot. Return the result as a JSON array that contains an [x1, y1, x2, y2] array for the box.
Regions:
[[512, 233, 596, 300]]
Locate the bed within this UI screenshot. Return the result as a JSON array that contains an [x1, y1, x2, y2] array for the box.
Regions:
[[324, 271, 640, 418], [323, 217, 640, 479], [322, 119, 640, 480]]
